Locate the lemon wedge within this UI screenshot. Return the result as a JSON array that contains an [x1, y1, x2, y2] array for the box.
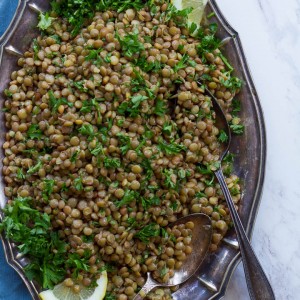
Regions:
[[172, 0, 208, 28], [39, 271, 108, 300]]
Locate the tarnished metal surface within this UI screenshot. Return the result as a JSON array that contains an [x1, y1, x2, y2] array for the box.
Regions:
[[0, 1, 267, 299]]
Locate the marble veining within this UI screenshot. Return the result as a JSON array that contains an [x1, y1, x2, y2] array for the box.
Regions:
[[218, 0, 300, 299]]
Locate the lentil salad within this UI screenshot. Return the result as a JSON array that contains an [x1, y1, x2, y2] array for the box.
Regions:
[[0, 0, 244, 299]]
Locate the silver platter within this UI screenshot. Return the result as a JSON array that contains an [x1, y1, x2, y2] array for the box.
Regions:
[[0, 1, 266, 299]]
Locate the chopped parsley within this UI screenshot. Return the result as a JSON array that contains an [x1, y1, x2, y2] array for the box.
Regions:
[[42, 179, 55, 201], [37, 12, 55, 31], [158, 138, 186, 155], [27, 124, 43, 140], [116, 28, 144, 57]]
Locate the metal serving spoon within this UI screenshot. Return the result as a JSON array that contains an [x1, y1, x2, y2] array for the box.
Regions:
[[133, 213, 212, 300], [202, 85, 275, 300]]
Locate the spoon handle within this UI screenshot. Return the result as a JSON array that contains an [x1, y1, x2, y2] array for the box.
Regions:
[[133, 272, 158, 300], [215, 169, 275, 300]]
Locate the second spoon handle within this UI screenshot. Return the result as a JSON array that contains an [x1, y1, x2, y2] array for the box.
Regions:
[[215, 169, 275, 300]]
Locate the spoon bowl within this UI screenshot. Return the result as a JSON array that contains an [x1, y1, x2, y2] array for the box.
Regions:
[[133, 213, 212, 299]]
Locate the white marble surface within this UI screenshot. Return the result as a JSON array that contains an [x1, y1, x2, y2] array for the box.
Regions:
[[216, 0, 300, 299]]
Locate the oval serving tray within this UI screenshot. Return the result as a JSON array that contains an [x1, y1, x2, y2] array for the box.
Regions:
[[0, 1, 266, 299]]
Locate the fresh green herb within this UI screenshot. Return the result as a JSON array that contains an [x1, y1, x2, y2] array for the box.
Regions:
[[104, 157, 121, 169], [73, 81, 88, 92], [32, 39, 40, 60], [99, 263, 116, 273], [201, 73, 212, 81], [230, 187, 240, 196], [218, 130, 228, 143], [79, 124, 96, 141], [204, 175, 215, 187], [231, 98, 241, 116], [154, 99, 167, 116], [80, 98, 104, 124], [104, 292, 117, 300], [90, 141, 104, 156], [177, 169, 190, 179], [116, 28, 144, 57], [27, 160, 42, 175], [27, 124, 43, 140], [135, 56, 163, 73], [162, 169, 177, 189], [4, 89, 13, 98], [104, 53, 112, 63], [70, 150, 79, 163], [61, 183, 68, 192], [162, 121, 175, 136], [116, 133, 131, 155], [66, 251, 90, 277], [117, 95, 148, 117], [135, 223, 160, 244], [160, 266, 168, 277], [49, 34, 61, 44], [169, 201, 178, 211], [48, 91, 73, 113], [0, 197, 66, 289], [42, 179, 55, 201], [140, 158, 154, 182], [219, 53, 234, 73], [116, 190, 138, 208], [173, 53, 190, 72], [219, 72, 242, 92], [116, 118, 125, 127], [74, 176, 83, 191], [222, 153, 235, 176], [85, 48, 103, 65], [16, 168, 26, 180], [207, 12, 216, 18], [230, 123, 245, 135], [196, 25, 220, 61], [141, 195, 160, 210], [37, 12, 55, 31], [209, 23, 218, 34], [195, 191, 207, 198], [158, 138, 186, 155]]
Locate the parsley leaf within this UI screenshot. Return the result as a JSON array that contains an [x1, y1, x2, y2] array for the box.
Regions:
[[135, 223, 160, 244], [48, 91, 73, 112], [27, 160, 42, 175], [218, 130, 228, 143], [117, 95, 148, 117], [37, 12, 55, 31], [116, 190, 138, 208], [116, 133, 131, 155], [154, 99, 167, 116], [219, 72, 243, 92], [74, 176, 83, 191], [141, 195, 160, 210], [70, 150, 79, 163], [79, 124, 96, 141], [230, 123, 245, 135], [42, 179, 55, 201], [27, 124, 43, 140], [16, 168, 25, 180], [158, 138, 186, 155], [66, 251, 90, 278], [116, 29, 144, 57], [104, 157, 121, 169]]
